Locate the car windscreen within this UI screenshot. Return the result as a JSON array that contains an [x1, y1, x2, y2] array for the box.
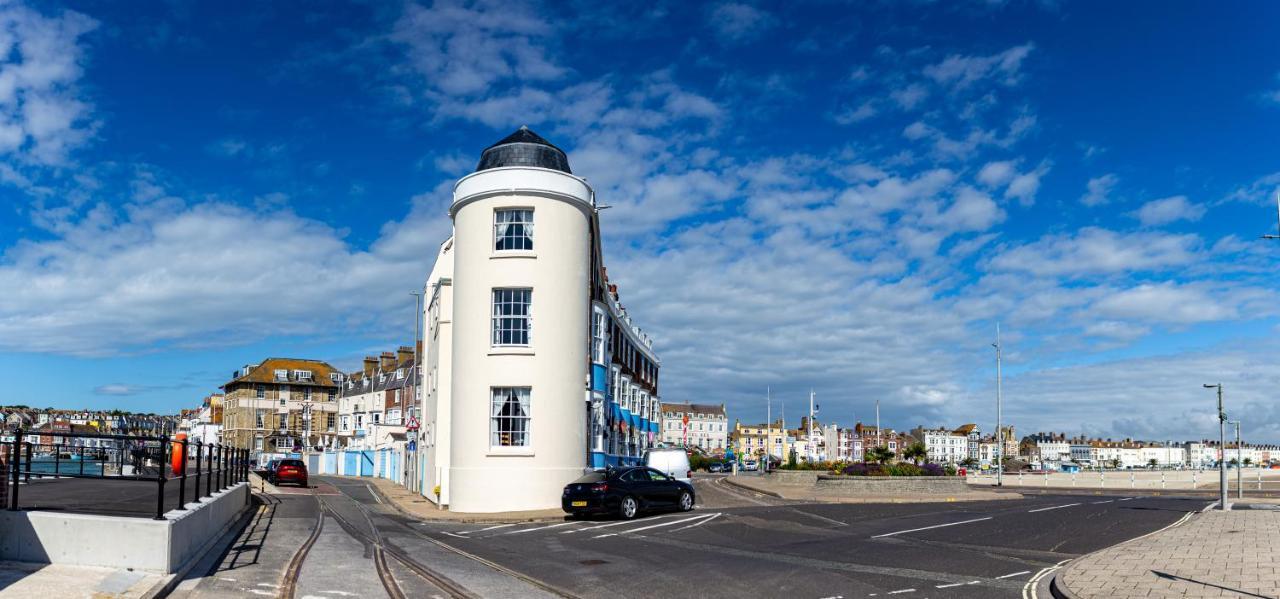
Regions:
[[570, 472, 605, 484], [280, 460, 305, 467]]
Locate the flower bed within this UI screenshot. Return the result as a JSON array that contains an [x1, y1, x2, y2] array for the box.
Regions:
[[839, 462, 954, 477]]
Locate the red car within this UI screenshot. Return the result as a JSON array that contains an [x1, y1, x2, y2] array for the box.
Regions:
[[270, 459, 309, 487]]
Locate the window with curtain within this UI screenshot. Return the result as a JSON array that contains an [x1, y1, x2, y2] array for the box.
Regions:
[[494, 208, 534, 251], [492, 288, 532, 346], [491, 387, 531, 447]]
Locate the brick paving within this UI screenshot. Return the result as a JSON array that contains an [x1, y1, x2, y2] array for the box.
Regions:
[[1057, 508, 1280, 598]]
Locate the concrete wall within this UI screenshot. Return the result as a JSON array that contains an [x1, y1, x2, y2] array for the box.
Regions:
[[816, 475, 969, 494], [0, 483, 248, 574]]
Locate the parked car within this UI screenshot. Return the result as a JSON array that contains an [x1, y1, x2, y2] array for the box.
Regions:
[[742, 460, 758, 471], [270, 459, 308, 487], [643, 448, 693, 483], [708, 462, 725, 473], [259, 459, 280, 478], [562, 466, 696, 519]]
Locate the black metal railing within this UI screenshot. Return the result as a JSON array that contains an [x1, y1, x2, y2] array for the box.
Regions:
[[3, 429, 249, 520]]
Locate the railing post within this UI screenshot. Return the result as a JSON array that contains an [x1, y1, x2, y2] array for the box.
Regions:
[[79, 446, 85, 476], [177, 439, 188, 510], [53, 444, 60, 477], [215, 444, 223, 491], [23, 442, 31, 483], [205, 441, 214, 497], [155, 440, 167, 520]]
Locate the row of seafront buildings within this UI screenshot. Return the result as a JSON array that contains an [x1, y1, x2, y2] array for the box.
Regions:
[[729, 419, 1019, 466], [1021, 432, 1280, 469]]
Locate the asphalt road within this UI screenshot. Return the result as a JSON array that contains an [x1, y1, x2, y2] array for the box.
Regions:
[[172, 474, 1209, 599], [410, 475, 1210, 599]]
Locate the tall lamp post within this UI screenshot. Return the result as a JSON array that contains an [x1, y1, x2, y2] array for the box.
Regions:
[[1230, 420, 1243, 500], [1204, 383, 1228, 510], [993, 323, 1004, 487]]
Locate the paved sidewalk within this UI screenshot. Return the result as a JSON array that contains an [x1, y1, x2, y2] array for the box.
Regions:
[[1055, 508, 1280, 598], [0, 560, 166, 599], [725, 474, 1020, 503]]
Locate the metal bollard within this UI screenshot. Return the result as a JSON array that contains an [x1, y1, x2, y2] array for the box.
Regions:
[[1100, 471, 1105, 487], [1045, 472, 1049, 486], [1161, 471, 1166, 489], [1072, 472, 1076, 487], [1018, 471, 1023, 486], [1130, 471, 1134, 488]]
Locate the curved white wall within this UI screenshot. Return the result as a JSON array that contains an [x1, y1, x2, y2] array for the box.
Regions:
[[448, 166, 592, 512]]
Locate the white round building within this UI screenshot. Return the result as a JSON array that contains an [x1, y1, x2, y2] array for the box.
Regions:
[[418, 128, 663, 513]]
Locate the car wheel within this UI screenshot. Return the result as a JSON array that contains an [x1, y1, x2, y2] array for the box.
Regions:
[[619, 496, 638, 520], [678, 491, 694, 512]]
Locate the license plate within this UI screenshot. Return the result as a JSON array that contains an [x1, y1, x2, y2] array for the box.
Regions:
[[571, 501, 587, 507]]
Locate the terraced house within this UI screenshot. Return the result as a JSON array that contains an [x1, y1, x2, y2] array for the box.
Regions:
[[221, 358, 343, 453]]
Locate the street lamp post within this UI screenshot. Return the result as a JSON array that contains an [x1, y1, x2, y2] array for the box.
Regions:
[[1204, 383, 1228, 511], [1230, 420, 1242, 500], [993, 323, 1003, 487]]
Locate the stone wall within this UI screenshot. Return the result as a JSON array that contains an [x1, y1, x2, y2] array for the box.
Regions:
[[767, 471, 822, 485], [815, 475, 969, 494]]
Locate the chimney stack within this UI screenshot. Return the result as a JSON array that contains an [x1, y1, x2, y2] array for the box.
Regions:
[[397, 346, 414, 365], [363, 356, 377, 378], [380, 352, 396, 372]]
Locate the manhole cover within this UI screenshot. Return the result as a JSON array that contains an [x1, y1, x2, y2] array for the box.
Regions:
[[579, 559, 609, 566]]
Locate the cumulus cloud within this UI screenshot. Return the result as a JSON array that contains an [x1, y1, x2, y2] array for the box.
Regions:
[[1093, 283, 1235, 324], [0, 2, 99, 166], [1080, 173, 1118, 207], [923, 43, 1034, 90], [986, 227, 1200, 276], [1131, 195, 1206, 227], [707, 2, 776, 43]]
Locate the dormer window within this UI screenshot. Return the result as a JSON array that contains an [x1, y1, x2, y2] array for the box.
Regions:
[[274, 369, 288, 381]]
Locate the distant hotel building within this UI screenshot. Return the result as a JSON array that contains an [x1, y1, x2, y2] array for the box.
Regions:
[[419, 128, 662, 513], [221, 358, 343, 452], [659, 403, 728, 452]]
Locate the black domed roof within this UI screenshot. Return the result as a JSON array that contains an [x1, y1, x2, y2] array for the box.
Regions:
[[475, 126, 572, 174]]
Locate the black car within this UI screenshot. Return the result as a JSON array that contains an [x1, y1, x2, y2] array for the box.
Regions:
[[708, 462, 725, 473], [562, 466, 696, 519]]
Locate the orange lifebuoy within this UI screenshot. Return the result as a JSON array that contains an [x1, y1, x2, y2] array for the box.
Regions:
[[171, 433, 187, 473]]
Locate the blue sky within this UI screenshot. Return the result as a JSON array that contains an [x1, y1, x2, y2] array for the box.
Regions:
[[2, 0, 1279, 441]]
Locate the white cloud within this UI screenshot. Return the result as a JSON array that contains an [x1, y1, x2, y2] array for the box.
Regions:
[[976, 160, 1016, 187], [923, 43, 1034, 90], [1004, 161, 1049, 206], [0, 2, 99, 166], [1131, 195, 1206, 227], [1080, 173, 1118, 207], [986, 227, 1200, 276], [1093, 283, 1235, 324], [834, 100, 877, 124], [707, 2, 776, 43], [889, 82, 929, 110]]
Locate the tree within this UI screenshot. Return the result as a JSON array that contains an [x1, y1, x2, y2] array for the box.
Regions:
[[866, 446, 894, 465], [1147, 458, 1158, 468], [960, 457, 978, 468], [903, 442, 928, 465], [1109, 458, 1121, 469], [1244, 458, 1253, 466]]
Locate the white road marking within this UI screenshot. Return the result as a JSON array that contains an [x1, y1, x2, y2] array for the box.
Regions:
[[935, 582, 963, 589], [1023, 558, 1072, 599], [1118, 497, 1136, 501], [563, 513, 682, 533], [498, 521, 576, 534], [1027, 503, 1080, 513], [887, 589, 915, 594], [870, 517, 992, 538], [461, 523, 515, 534], [367, 484, 382, 504], [442, 532, 467, 538], [1091, 500, 1114, 504], [670, 512, 721, 531], [996, 570, 1031, 579], [593, 514, 712, 538], [817, 596, 844, 599]]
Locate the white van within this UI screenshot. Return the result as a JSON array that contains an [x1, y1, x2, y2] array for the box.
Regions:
[[643, 448, 693, 483]]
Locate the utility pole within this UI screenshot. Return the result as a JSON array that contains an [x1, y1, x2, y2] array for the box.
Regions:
[[410, 290, 423, 492], [1204, 383, 1228, 510], [1263, 191, 1280, 240], [764, 387, 770, 476], [994, 322, 1003, 487]]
